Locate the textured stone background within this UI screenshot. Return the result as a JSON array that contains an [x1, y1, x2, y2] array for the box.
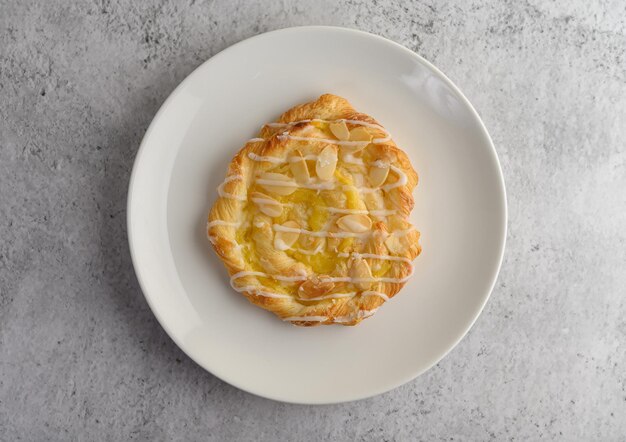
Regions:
[[1, 0, 625, 440]]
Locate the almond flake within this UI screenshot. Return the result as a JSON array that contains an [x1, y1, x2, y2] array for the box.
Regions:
[[368, 162, 390, 187], [289, 149, 310, 183], [349, 127, 372, 142], [350, 258, 372, 290], [384, 233, 405, 254], [316, 145, 338, 181], [258, 172, 297, 195], [298, 275, 335, 299], [337, 127, 372, 154], [329, 121, 350, 141], [336, 214, 372, 233], [250, 192, 282, 217], [274, 220, 300, 250]]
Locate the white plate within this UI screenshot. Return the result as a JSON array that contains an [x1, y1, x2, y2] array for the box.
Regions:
[[128, 26, 506, 404]]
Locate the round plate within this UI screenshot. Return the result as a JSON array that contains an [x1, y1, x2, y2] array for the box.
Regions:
[[128, 26, 506, 404]]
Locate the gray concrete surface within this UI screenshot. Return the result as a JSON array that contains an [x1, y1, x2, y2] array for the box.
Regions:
[[1, 0, 625, 440]]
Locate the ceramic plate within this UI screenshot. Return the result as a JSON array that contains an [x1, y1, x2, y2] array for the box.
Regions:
[[127, 26, 506, 404]]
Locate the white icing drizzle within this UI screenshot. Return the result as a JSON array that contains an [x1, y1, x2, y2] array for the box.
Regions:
[[290, 153, 318, 162], [229, 252, 412, 300], [278, 134, 372, 147], [255, 178, 335, 191], [342, 153, 365, 165], [324, 273, 413, 284], [337, 119, 391, 143], [333, 308, 380, 323], [247, 152, 284, 163], [207, 220, 241, 228], [341, 119, 386, 131], [217, 175, 246, 201], [267, 118, 391, 143], [232, 251, 412, 286], [348, 166, 407, 194], [372, 135, 392, 143], [285, 308, 380, 323], [297, 292, 356, 302], [230, 271, 307, 286], [265, 119, 312, 128], [247, 152, 318, 164], [273, 223, 370, 239], [234, 285, 292, 299], [229, 272, 304, 300], [245, 152, 407, 195], [326, 207, 396, 216], [383, 165, 408, 191], [234, 283, 391, 303], [250, 196, 279, 206], [337, 252, 413, 264], [354, 185, 380, 194]]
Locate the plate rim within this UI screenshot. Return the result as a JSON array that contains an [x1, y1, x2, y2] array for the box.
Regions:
[[127, 25, 508, 404]]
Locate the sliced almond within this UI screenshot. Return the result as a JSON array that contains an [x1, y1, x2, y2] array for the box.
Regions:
[[337, 127, 372, 154], [368, 161, 390, 187], [384, 233, 405, 254], [257, 172, 297, 196], [340, 144, 367, 154], [316, 145, 338, 181], [329, 121, 350, 141], [336, 214, 372, 233], [298, 275, 335, 299], [349, 127, 372, 142], [274, 220, 300, 251], [350, 258, 372, 290], [250, 192, 282, 217], [289, 149, 310, 183]]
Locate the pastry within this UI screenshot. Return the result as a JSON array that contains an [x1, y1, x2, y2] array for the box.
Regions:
[[207, 94, 421, 326]]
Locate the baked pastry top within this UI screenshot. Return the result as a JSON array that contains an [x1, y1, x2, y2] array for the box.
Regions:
[[207, 94, 421, 326]]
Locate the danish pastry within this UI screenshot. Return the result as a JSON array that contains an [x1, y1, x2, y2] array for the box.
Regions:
[[207, 94, 421, 326]]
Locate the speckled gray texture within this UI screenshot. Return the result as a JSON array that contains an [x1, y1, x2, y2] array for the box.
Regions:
[[1, 0, 625, 440]]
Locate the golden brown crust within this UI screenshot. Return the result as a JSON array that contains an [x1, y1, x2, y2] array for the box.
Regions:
[[207, 94, 421, 326]]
